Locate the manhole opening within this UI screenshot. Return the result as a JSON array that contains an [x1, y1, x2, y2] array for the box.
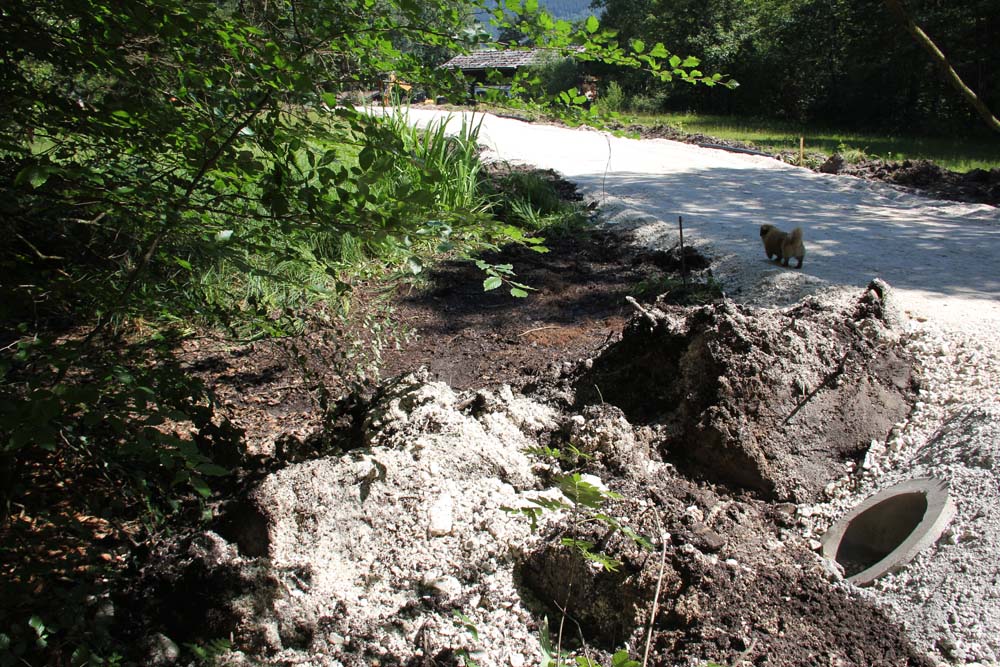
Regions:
[[835, 491, 928, 578]]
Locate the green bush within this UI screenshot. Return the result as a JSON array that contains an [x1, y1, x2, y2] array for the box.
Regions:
[[628, 92, 668, 114], [596, 81, 626, 114], [526, 54, 581, 97]]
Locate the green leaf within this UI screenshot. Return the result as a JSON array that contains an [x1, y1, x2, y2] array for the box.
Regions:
[[539, 617, 554, 667], [195, 463, 230, 477], [611, 650, 640, 667], [452, 611, 479, 641], [563, 538, 621, 570], [407, 257, 423, 275], [174, 257, 193, 271], [585, 15, 599, 33], [189, 475, 212, 498], [631, 39, 645, 54], [483, 276, 502, 291], [509, 287, 528, 298], [15, 164, 51, 189], [528, 496, 571, 512], [525, 0, 538, 13], [557, 473, 609, 508], [28, 616, 47, 648], [28, 616, 45, 636], [649, 42, 669, 58], [359, 146, 375, 170]]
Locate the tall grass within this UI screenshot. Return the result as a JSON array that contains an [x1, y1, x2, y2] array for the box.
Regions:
[[374, 107, 490, 213], [173, 107, 501, 336], [634, 112, 1000, 172], [181, 105, 594, 336]]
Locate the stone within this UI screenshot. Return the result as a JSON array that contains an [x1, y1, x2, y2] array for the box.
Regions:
[[144, 633, 180, 667], [819, 153, 846, 174], [428, 493, 454, 536]]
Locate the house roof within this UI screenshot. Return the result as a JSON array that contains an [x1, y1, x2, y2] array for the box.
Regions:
[[441, 49, 546, 71]]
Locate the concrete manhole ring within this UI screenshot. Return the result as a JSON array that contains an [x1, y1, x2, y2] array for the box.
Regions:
[[820, 477, 956, 586]]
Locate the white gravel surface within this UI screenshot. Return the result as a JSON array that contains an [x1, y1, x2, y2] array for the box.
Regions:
[[245, 377, 562, 666], [396, 108, 1000, 665]]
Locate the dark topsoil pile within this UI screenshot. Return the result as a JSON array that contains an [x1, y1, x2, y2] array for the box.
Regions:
[[126, 277, 929, 667], [117, 167, 931, 664], [519, 410, 933, 667], [571, 281, 913, 502]]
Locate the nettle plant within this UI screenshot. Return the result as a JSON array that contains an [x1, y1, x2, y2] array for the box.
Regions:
[[496, 443, 659, 667], [508, 445, 653, 571]]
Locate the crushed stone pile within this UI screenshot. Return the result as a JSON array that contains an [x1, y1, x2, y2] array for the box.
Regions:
[[809, 315, 1000, 667], [143, 375, 561, 666], [868, 407, 1000, 665]]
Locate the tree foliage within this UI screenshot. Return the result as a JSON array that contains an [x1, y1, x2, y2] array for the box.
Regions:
[[0, 0, 499, 523], [592, 0, 1000, 133]]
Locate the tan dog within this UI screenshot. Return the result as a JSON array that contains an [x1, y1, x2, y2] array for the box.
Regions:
[[760, 224, 805, 269]]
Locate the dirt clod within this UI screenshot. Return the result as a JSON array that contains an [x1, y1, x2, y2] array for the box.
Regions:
[[575, 282, 914, 501]]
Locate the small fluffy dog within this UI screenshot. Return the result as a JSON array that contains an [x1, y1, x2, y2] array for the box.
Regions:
[[760, 224, 805, 269]]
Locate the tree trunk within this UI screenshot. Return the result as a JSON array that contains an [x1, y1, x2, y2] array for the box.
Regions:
[[882, 0, 1000, 133]]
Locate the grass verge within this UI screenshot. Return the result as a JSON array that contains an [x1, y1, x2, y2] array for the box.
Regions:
[[631, 112, 1000, 172]]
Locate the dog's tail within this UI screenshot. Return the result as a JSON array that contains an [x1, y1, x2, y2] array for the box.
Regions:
[[788, 227, 803, 242]]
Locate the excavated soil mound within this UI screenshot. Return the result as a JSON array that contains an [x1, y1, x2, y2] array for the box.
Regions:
[[129, 370, 931, 667], [122, 282, 931, 667], [832, 158, 1000, 207], [621, 121, 1000, 206], [518, 459, 934, 667], [573, 280, 914, 502]]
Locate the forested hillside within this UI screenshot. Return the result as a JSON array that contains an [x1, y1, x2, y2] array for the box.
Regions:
[[477, 0, 595, 27], [536, 0, 594, 20]]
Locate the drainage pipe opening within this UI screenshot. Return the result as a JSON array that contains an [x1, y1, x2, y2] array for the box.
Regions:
[[821, 478, 955, 585], [835, 492, 927, 577]]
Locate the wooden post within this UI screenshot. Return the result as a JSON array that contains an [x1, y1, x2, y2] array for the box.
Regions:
[[799, 136, 805, 166], [678, 216, 688, 287]]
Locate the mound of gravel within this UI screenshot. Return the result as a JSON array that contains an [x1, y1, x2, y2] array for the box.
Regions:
[[226, 374, 558, 665], [868, 407, 1000, 665], [803, 306, 1000, 667]]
